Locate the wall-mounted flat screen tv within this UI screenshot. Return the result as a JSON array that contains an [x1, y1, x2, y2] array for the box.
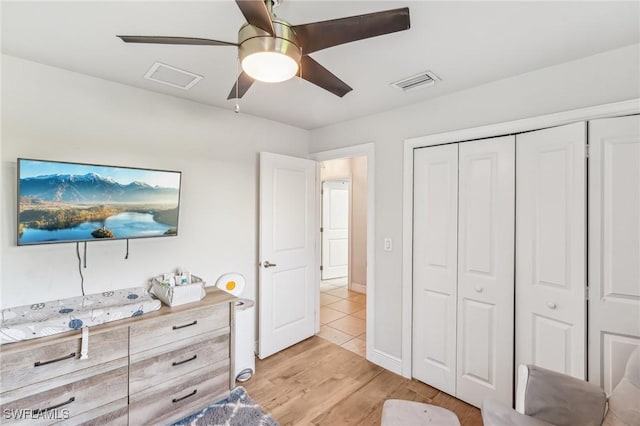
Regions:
[[17, 158, 182, 245]]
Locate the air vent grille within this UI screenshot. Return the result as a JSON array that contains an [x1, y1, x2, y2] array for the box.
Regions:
[[391, 71, 440, 92], [144, 62, 203, 90]]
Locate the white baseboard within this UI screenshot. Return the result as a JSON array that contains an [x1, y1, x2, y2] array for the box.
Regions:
[[350, 282, 366, 294], [368, 348, 402, 375]]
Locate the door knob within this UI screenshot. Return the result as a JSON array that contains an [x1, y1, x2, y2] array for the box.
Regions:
[[263, 261, 277, 268], [474, 286, 483, 293], [547, 302, 557, 310]]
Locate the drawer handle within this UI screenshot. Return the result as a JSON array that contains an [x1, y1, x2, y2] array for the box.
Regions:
[[172, 354, 197, 367], [172, 389, 197, 404], [34, 352, 76, 367], [33, 396, 75, 414], [172, 320, 198, 330]]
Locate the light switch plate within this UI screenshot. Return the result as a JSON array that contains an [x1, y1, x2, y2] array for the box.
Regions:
[[384, 238, 392, 252]]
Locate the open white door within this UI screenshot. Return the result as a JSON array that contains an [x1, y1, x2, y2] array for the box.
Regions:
[[321, 180, 349, 280], [259, 152, 316, 359]]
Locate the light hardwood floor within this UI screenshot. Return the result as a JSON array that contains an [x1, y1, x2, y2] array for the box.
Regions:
[[318, 278, 366, 357], [244, 336, 482, 426]]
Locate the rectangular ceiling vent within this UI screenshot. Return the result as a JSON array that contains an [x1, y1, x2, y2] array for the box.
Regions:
[[144, 62, 203, 90], [391, 71, 440, 92]]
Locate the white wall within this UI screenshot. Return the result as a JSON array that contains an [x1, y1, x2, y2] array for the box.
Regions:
[[320, 158, 351, 181], [0, 55, 310, 309], [350, 156, 367, 288], [309, 44, 640, 361], [0, 56, 3, 299]]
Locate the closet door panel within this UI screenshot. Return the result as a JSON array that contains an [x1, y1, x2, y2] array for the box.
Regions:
[[589, 115, 640, 393], [460, 299, 494, 380], [413, 144, 458, 395], [516, 122, 586, 379], [457, 136, 515, 407]]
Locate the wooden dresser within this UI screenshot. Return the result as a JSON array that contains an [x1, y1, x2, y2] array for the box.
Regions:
[[0, 288, 236, 425]]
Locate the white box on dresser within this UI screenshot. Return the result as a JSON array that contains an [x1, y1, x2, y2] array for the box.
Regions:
[[0, 288, 236, 426]]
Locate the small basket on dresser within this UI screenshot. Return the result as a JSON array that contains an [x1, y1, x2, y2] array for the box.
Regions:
[[150, 274, 206, 307]]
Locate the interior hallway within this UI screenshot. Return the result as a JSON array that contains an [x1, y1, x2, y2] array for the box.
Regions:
[[317, 277, 366, 357]]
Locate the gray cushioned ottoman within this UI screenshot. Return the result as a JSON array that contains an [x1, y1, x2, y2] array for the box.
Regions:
[[381, 400, 461, 426]]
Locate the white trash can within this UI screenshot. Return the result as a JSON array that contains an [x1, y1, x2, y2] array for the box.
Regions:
[[233, 298, 255, 382]]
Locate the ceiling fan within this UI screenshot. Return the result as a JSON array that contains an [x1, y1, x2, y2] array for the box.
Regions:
[[117, 0, 410, 100]]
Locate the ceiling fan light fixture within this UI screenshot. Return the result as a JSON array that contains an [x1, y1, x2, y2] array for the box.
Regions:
[[118, 3, 411, 99], [242, 51, 298, 83], [238, 19, 301, 84]]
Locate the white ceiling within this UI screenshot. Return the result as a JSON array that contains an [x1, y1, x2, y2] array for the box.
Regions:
[[2, 1, 639, 129]]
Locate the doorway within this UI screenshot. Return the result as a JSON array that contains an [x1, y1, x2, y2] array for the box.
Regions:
[[257, 144, 375, 365], [316, 156, 368, 358]]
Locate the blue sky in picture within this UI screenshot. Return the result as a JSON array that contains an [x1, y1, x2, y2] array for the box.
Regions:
[[20, 159, 181, 189]]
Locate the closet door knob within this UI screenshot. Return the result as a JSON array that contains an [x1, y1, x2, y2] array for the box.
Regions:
[[474, 286, 483, 293], [547, 302, 557, 310]]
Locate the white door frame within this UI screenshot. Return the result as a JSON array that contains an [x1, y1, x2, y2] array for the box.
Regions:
[[401, 99, 640, 378], [310, 143, 376, 363]]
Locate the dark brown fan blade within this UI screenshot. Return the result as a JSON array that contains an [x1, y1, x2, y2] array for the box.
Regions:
[[235, 0, 274, 36], [117, 35, 237, 46], [292, 7, 410, 54], [227, 72, 255, 99], [298, 56, 352, 98]]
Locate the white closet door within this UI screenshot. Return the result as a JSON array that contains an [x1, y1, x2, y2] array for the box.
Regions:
[[588, 115, 640, 393], [516, 122, 587, 379], [456, 136, 515, 407], [413, 144, 459, 395]]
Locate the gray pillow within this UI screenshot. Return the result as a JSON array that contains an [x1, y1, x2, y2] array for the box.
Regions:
[[604, 348, 640, 426], [524, 366, 607, 426]]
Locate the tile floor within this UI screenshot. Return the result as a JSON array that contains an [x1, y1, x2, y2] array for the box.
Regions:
[[317, 277, 366, 357]]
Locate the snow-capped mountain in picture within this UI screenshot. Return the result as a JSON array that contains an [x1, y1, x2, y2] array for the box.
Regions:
[[20, 172, 179, 204]]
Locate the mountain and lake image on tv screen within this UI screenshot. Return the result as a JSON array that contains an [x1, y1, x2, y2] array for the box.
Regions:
[[17, 159, 181, 245]]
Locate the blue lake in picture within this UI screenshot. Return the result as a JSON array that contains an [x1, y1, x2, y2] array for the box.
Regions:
[[19, 212, 173, 243]]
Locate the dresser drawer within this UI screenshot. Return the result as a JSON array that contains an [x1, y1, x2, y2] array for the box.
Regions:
[[129, 359, 230, 425], [130, 333, 229, 394], [0, 328, 128, 393], [129, 304, 230, 354], [54, 398, 128, 426], [0, 366, 128, 425]]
